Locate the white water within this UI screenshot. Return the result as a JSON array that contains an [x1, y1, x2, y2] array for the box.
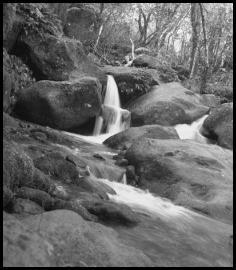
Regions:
[[96, 178, 193, 222], [174, 114, 209, 143], [92, 75, 129, 139]]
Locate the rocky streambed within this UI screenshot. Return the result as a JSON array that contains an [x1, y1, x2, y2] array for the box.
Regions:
[[3, 3, 233, 267]]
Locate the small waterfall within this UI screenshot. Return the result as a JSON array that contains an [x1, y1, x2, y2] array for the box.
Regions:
[[96, 178, 192, 221], [175, 115, 209, 143], [93, 75, 129, 137], [121, 173, 127, 185]]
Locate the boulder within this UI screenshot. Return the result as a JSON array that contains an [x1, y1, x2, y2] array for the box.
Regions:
[[3, 113, 124, 204], [8, 4, 106, 83], [14, 78, 102, 131], [128, 82, 210, 126], [12, 198, 44, 215], [64, 6, 101, 46], [101, 65, 159, 105], [199, 94, 220, 108], [80, 199, 139, 226], [202, 103, 233, 149], [3, 212, 54, 267], [3, 48, 35, 113], [3, 139, 35, 208], [125, 138, 233, 224], [104, 124, 179, 150], [132, 55, 179, 82], [3, 3, 23, 52], [3, 210, 152, 267]]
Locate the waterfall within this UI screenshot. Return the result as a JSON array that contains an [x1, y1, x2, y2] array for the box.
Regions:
[[174, 114, 209, 143], [93, 75, 129, 137]]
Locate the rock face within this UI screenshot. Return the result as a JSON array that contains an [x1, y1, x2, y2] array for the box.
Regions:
[[125, 138, 233, 224], [202, 102, 233, 149], [132, 55, 179, 83], [3, 210, 152, 267], [4, 3, 106, 83], [128, 82, 210, 126], [14, 78, 102, 131], [104, 125, 179, 150], [199, 94, 220, 108], [3, 113, 125, 215], [64, 6, 101, 46], [101, 65, 159, 105], [3, 3, 23, 52], [3, 48, 35, 113]]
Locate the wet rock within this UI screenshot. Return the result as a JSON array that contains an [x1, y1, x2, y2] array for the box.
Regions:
[[104, 124, 179, 150], [3, 139, 35, 208], [115, 158, 129, 167], [12, 198, 44, 215], [3, 49, 35, 113], [11, 210, 152, 267], [93, 153, 106, 160], [34, 151, 79, 184], [128, 82, 209, 126], [80, 199, 139, 226], [16, 186, 96, 221], [101, 65, 159, 105], [3, 212, 54, 267], [200, 94, 220, 108], [126, 138, 233, 224], [14, 78, 102, 131], [202, 102, 233, 149]]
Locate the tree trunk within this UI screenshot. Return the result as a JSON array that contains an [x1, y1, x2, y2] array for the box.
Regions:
[[189, 3, 201, 79]]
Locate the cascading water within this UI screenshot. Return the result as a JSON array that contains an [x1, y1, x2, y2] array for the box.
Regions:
[[93, 75, 129, 137], [95, 177, 193, 222], [174, 114, 210, 143]]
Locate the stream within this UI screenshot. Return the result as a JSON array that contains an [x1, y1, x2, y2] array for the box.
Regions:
[[62, 75, 232, 266]]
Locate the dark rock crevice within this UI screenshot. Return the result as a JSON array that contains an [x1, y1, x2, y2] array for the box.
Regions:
[[10, 40, 47, 81]]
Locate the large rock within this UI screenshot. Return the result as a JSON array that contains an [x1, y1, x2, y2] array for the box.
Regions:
[[3, 210, 152, 267], [132, 55, 179, 82], [128, 82, 210, 126], [3, 212, 54, 267], [3, 139, 35, 208], [125, 138, 233, 224], [3, 113, 125, 207], [104, 125, 179, 150], [64, 6, 101, 46], [15, 33, 89, 81], [6, 4, 106, 83], [101, 65, 159, 105], [14, 78, 102, 131], [3, 3, 23, 52], [199, 94, 220, 108], [80, 199, 139, 226], [202, 103, 233, 149], [3, 48, 35, 113]]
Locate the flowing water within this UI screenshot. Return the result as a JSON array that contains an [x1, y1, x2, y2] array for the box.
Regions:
[[174, 114, 210, 143], [61, 76, 232, 266], [93, 75, 127, 136]]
